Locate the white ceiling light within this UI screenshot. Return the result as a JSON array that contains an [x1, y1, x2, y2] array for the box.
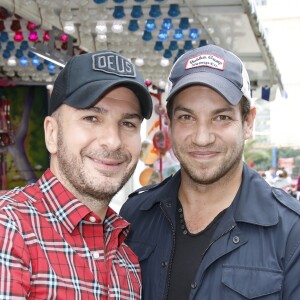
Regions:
[[96, 34, 107, 42], [111, 21, 123, 33], [158, 80, 166, 89], [135, 57, 144, 66], [95, 21, 107, 34], [64, 21, 76, 34], [160, 57, 170, 67], [7, 56, 17, 67], [46, 84, 53, 90]]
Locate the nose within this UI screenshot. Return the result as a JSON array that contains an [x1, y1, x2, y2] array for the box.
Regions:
[[191, 123, 215, 146], [98, 123, 122, 151]]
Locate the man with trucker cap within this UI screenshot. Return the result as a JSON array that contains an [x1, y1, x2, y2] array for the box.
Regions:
[[120, 44, 300, 299], [0, 50, 152, 299]]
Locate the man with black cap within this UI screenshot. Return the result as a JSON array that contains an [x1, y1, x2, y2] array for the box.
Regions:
[[0, 51, 152, 298], [120, 45, 300, 299]]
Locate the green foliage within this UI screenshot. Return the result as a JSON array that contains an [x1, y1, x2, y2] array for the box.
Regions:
[[243, 139, 300, 174], [243, 139, 270, 170], [0, 86, 49, 188], [27, 87, 49, 172], [277, 148, 300, 158]]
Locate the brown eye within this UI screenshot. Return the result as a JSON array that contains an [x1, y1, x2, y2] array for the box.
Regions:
[[122, 121, 136, 128], [83, 116, 97, 122], [215, 115, 230, 121], [178, 114, 193, 121]]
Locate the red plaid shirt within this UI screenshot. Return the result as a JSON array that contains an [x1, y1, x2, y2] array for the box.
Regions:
[[0, 169, 141, 299]]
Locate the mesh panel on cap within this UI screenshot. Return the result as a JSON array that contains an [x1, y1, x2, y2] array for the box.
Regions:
[[49, 63, 70, 114]]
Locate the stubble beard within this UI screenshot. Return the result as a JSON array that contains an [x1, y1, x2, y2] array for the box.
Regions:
[[56, 128, 137, 205], [173, 142, 245, 185]]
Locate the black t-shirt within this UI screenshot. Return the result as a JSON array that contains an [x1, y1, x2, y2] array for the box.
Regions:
[[166, 200, 226, 300]]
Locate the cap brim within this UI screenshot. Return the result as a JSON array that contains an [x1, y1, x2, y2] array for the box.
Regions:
[[63, 79, 153, 119], [166, 72, 243, 105]]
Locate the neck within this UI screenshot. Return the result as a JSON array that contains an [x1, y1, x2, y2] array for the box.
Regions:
[[178, 162, 243, 222], [50, 164, 109, 221], [63, 182, 109, 220], [79, 197, 109, 220]]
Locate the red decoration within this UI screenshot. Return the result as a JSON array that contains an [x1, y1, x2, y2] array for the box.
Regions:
[[27, 22, 37, 30], [61, 42, 68, 50], [28, 31, 39, 42], [0, 20, 5, 32], [0, 7, 9, 20], [13, 31, 24, 42], [152, 127, 171, 155], [60, 34, 68, 42], [10, 20, 21, 31], [0, 96, 13, 147], [43, 31, 50, 41]]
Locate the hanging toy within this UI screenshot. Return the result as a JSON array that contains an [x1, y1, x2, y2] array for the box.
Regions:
[[139, 167, 161, 186], [152, 126, 171, 155]]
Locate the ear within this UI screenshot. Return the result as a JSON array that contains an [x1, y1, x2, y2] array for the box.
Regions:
[[44, 116, 58, 154], [244, 106, 256, 140]]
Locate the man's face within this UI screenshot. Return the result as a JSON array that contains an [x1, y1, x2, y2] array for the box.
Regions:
[[168, 85, 255, 185], [47, 87, 142, 203]]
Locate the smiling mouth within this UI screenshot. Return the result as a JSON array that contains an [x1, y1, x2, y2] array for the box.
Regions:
[[88, 156, 126, 171], [190, 150, 219, 156], [92, 157, 123, 165]]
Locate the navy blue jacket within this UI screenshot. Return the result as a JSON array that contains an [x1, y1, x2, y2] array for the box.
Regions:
[[120, 164, 300, 299]]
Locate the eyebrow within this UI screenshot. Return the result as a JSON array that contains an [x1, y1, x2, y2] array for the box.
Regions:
[[82, 106, 143, 120], [211, 107, 236, 114], [174, 105, 235, 115]]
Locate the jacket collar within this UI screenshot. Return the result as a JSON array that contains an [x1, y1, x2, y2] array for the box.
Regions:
[[140, 163, 279, 227], [234, 163, 278, 226], [139, 171, 181, 210]]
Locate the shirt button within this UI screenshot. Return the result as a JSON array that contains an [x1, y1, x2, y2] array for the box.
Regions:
[[161, 261, 168, 268], [89, 216, 96, 223], [191, 282, 197, 289], [93, 251, 100, 259], [233, 236, 240, 244]]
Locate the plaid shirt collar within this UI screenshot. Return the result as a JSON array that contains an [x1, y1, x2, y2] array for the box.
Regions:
[[36, 168, 130, 237]]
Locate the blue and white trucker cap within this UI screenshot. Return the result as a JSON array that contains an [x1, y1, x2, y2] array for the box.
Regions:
[[166, 44, 251, 105], [49, 51, 153, 119]]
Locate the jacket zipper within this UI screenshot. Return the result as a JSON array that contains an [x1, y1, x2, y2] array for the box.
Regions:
[[160, 202, 176, 300]]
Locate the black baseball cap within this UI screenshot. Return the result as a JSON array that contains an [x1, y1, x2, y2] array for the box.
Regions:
[[49, 51, 153, 119]]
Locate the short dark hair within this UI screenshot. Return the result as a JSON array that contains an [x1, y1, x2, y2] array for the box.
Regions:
[[166, 94, 251, 122], [166, 96, 174, 121], [240, 96, 251, 121]]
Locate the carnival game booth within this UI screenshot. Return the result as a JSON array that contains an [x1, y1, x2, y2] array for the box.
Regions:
[[0, 0, 284, 200]]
